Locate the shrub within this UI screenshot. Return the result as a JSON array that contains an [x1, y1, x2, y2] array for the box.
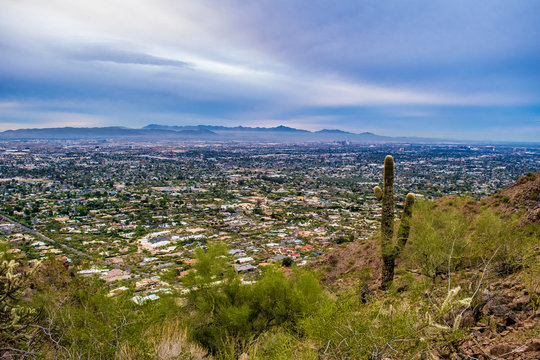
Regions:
[[403, 199, 468, 278], [281, 256, 293, 267], [29, 257, 185, 359], [44, 278, 143, 358], [182, 244, 329, 358], [403, 197, 538, 279], [147, 321, 211, 360], [302, 289, 425, 359], [247, 329, 315, 360]]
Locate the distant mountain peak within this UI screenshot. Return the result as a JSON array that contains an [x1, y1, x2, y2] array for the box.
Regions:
[[316, 129, 353, 134], [272, 125, 309, 132]]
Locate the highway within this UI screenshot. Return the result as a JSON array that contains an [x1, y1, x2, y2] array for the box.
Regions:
[[0, 212, 92, 259]]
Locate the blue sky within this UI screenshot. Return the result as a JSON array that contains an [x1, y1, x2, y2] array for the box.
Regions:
[[1, 0, 539, 141]]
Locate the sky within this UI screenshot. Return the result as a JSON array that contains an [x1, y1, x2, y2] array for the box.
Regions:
[[1, 0, 539, 141]]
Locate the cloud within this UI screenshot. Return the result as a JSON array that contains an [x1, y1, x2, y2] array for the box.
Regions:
[[0, 100, 113, 131], [0, 111, 110, 131], [0, 0, 538, 140], [72, 47, 191, 68]]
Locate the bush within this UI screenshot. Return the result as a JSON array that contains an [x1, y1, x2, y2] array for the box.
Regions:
[[403, 197, 538, 280], [302, 289, 426, 359], [335, 234, 354, 244], [182, 244, 329, 358], [29, 257, 187, 359], [403, 199, 468, 278], [43, 278, 144, 358], [281, 256, 293, 267], [247, 329, 315, 360]]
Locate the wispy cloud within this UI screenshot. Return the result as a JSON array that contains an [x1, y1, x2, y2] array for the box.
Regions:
[[71, 47, 191, 68], [0, 112, 109, 131]]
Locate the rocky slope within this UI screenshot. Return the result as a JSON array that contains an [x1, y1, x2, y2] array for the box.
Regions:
[[313, 172, 540, 358], [482, 171, 540, 225], [447, 274, 540, 359]]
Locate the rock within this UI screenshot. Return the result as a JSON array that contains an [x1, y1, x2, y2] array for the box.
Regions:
[[426, 351, 440, 360], [524, 339, 540, 352], [482, 295, 512, 316], [493, 304, 511, 317], [461, 310, 476, 328], [503, 312, 519, 327], [510, 295, 530, 311], [489, 343, 512, 356], [523, 320, 536, 329]]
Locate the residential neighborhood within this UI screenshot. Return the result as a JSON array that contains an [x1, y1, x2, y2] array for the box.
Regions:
[[1, 141, 538, 303]]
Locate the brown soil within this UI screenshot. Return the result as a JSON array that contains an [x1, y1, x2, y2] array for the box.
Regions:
[[311, 238, 381, 290], [483, 171, 540, 225]]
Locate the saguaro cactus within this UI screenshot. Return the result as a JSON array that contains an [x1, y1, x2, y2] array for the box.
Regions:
[[373, 155, 415, 289]]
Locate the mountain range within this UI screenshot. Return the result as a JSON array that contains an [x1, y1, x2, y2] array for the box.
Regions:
[[0, 124, 535, 144], [0, 124, 426, 143]]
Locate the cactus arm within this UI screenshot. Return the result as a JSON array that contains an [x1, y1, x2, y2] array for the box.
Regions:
[[373, 186, 383, 201], [395, 193, 415, 252]]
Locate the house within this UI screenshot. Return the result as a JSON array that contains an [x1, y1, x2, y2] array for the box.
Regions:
[[235, 264, 258, 273], [236, 256, 254, 264], [78, 268, 109, 276], [135, 277, 160, 289], [0, 224, 15, 233], [131, 294, 160, 305], [271, 254, 286, 262], [101, 269, 131, 283]]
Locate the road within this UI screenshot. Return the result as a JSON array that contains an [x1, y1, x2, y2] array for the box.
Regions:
[[0, 212, 92, 259]]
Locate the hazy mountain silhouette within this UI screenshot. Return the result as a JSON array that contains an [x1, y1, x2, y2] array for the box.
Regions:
[[1, 124, 529, 144]]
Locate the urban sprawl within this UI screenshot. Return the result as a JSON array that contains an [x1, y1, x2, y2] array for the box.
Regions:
[[1, 141, 538, 304]]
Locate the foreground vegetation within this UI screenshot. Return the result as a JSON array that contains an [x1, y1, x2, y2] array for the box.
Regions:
[[1, 195, 539, 359]]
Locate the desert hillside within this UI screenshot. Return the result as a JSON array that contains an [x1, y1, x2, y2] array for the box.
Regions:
[[312, 171, 540, 359]]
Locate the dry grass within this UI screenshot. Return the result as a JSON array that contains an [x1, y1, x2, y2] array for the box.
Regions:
[[116, 321, 212, 360], [152, 322, 211, 360]]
